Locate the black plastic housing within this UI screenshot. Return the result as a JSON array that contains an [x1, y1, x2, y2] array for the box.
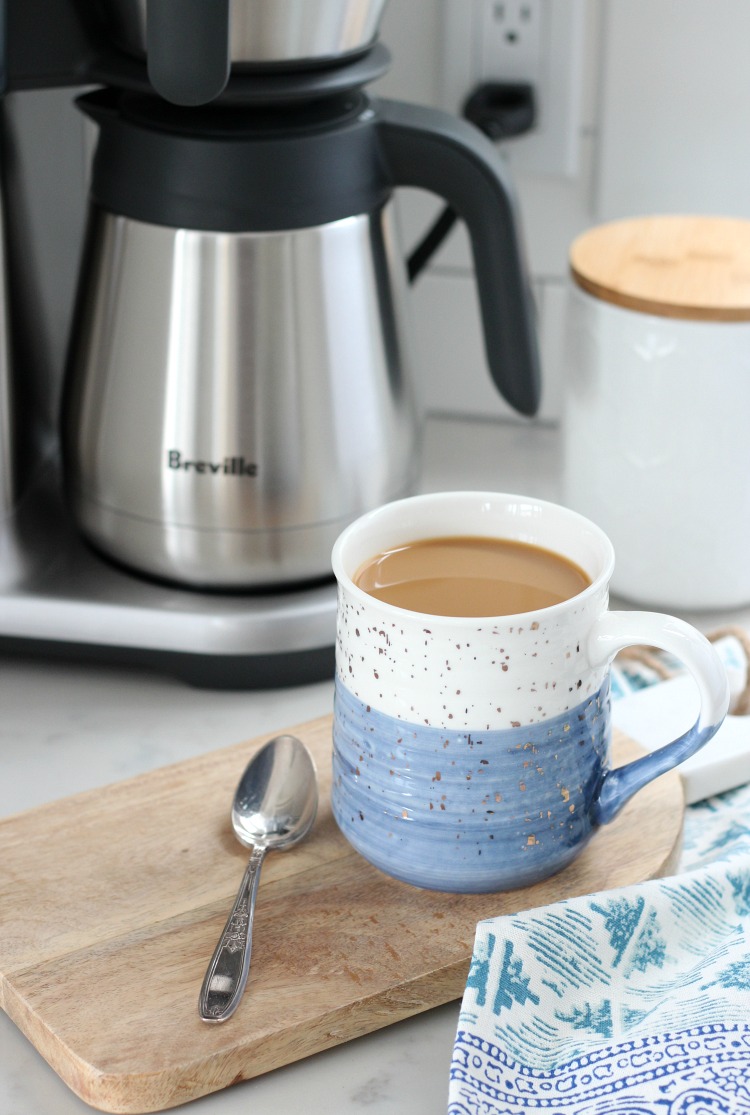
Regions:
[[79, 88, 393, 232]]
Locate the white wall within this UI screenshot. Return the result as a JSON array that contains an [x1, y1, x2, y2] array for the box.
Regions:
[[375, 0, 750, 424]]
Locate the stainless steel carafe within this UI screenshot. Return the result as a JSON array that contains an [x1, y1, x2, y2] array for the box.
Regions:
[[62, 87, 540, 590]]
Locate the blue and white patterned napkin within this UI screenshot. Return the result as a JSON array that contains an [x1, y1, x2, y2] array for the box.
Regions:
[[449, 781, 750, 1114]]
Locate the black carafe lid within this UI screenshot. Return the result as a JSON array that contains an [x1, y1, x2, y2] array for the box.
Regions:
[[78, 87, 392, 232]]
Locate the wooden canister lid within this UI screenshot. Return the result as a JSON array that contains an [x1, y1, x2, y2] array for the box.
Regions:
[[570, 215, 750, 321]]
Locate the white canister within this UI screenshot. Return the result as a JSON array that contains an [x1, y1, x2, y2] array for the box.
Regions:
[[563, 214, 750, 610]]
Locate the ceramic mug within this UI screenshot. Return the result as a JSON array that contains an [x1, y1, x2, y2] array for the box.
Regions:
[[330, 491, 729, 893]]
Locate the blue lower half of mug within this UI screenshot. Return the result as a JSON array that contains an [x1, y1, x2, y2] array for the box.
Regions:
[[331, 676, 611, 893]]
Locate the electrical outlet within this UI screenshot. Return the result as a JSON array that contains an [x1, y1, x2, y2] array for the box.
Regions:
[[441, 0, 585, 177], [478, 1, 542, 84]]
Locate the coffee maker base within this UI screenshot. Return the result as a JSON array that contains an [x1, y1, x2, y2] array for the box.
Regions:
[[0, 467, 337, 690], [0, 633, 334, 690]]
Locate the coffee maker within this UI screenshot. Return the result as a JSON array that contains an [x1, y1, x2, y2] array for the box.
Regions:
[[0, 0, 540, 687]]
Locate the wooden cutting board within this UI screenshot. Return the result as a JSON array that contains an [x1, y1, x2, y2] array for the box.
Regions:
[[0, 716, 684, 1114]]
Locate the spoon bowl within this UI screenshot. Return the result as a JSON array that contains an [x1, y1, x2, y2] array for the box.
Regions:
[[231, 734, 318, 850], [199, 734, 318, 1023]]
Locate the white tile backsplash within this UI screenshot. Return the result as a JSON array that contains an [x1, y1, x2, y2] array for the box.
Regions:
[[596, 0, 750, 221]]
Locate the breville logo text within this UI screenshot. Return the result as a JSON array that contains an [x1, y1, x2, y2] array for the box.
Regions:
[[167, 450, 258, 477]]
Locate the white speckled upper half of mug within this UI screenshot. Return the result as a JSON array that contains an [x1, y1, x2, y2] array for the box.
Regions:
[[335, 579, 610, 730], [332, 492, 616, 730]]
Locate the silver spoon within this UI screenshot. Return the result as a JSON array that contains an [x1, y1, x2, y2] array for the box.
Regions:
[[199, 734, 318, 1023]]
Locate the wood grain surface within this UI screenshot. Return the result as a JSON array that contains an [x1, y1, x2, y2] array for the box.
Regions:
[[570, 214, 750, 320], [0, 716, 684, 1114]]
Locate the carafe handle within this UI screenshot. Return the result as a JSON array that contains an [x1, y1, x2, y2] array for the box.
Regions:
[[376, 97, 541, 417]]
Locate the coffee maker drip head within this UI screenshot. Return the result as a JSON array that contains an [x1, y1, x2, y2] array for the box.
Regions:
[[96, 0, 392, 104]]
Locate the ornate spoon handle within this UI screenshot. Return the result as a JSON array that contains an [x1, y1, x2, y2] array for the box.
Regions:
[[199, 844, 266, 1023]]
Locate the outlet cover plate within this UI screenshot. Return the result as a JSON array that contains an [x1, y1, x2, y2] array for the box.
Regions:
[[441, 0, 586, 177]]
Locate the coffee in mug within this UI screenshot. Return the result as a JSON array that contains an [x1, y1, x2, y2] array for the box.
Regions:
[[353, 535, 590, 617], [331, 491, 729, 894]]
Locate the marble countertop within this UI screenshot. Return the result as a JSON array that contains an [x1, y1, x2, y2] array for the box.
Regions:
[[1, 417, 744, 1115]]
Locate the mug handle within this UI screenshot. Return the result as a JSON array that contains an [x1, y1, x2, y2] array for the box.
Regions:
[[587, 611, 730, 825]]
